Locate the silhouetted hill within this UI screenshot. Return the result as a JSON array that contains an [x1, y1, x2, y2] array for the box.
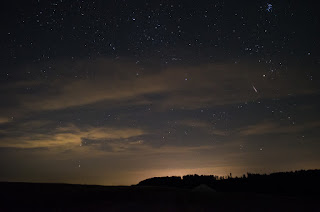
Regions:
[[137, 169, 320, 195], [1, 170, 319, 211]]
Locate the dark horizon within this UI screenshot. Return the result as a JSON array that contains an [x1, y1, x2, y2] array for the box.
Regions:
[[2, 170, 319, 211], [1, 168, 319, 187]]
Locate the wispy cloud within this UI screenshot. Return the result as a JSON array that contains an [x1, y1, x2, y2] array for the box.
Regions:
[[2, 58, 317, 119], [0, 120, 146, 149], [0, 117, 11, 124], [238, 120, 320, 136]]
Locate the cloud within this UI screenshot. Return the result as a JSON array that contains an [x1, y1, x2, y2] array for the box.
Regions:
[[2, 58, 317, 119], [0, 117, 11, 124], [176, 119, 229, 136], [238, 120, 320, 136], [177, 119, 211, 128], [0, 58, 318, 152], [81, 137, 146, 152], [0, 120, 146, 149]]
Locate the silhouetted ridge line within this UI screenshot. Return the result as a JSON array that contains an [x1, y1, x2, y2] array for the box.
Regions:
[[137, 169, 320, 194]]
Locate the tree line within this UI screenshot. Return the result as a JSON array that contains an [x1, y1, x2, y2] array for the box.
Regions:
[[137, 169, 320, 194]]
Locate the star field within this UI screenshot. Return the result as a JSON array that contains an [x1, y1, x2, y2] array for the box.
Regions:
[[0, 0, 319, 185]]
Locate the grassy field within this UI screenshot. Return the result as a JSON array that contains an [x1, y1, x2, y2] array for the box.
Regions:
[[0, 182, 319, 211]]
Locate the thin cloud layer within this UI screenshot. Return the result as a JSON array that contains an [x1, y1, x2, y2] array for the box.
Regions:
[[0, 120, 146, 149], [1, 58, 319, 185], [2, 58, 317, 118], [238, 121, 320, 136]]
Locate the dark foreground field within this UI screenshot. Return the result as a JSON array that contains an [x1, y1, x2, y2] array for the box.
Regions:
[[0, 182, 319, 212]]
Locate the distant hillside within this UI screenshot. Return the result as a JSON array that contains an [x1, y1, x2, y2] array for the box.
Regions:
[[1, 172, 320, 211], [137, 169, 320, 194]]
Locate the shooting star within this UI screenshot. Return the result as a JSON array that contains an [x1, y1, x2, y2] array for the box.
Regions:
[[252, 84, 258, 93]]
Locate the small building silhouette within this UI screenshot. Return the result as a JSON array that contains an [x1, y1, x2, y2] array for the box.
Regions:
[[192, 184, 216, 193]]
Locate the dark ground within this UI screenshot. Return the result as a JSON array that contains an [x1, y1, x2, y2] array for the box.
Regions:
[[0, 182, 319, 211]]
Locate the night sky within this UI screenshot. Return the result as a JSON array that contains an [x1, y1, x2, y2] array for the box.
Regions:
[[0, 0, 319, 185]]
